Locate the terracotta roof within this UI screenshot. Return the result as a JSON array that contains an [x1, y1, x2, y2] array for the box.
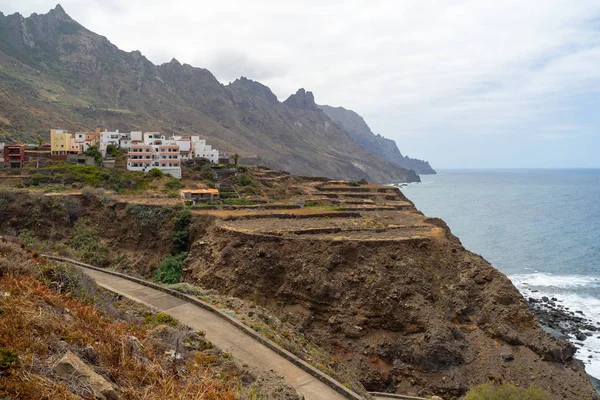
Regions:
[[180, 189, 219, 194]]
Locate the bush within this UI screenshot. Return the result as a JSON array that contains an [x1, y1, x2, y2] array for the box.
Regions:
[[153, 253, 187, 284], [347, 180, 360, 187], [18, 229, 40, 250], [164, 178, 182, 190], [85, 145, 102, 163], [0, 348, 19, 375], [358, 178, 368, 185], [149, 168, 164, 178], [69, 218, 109, 267], [464, 383, 552, 400], [145, 312, 179, 327], [238, 174, 256, 187]]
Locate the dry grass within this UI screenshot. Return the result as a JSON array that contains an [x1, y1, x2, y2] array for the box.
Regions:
[[0, 242, 242, 400]]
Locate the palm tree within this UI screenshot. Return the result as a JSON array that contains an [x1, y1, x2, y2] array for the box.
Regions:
[[232, 153, 240, 166]]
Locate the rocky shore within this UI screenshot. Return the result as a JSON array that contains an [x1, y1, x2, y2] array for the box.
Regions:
[[527, 294, 600, 393]]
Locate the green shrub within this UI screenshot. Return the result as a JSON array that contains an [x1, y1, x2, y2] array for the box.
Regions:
[[164, 178, 182, 190], [347, 180, 360, 187], [238, 174, 256, 187], [153, 253, 187, 284], [172, 209, 192, 231], [29, 173, 43, 186], [167, 190, 179, 198], [37, 263, 99, 303], [223, 198, 257, 206], [17, 229, 39, 250], [149, 168, 164, 178], [0, 348, 19, 375], [125, 205, 171, 228], [69, 218, 109, 267], [464, 383, 552, 400], [358, 178, 368, 185], [144, 312, 178, 327], [85, 145, 102, 163]]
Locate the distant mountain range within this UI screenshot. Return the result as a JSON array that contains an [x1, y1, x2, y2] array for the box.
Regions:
[[0, 4, 434, 182]]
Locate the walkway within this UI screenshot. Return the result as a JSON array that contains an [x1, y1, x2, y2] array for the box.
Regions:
[[45, 256, 428, 400]]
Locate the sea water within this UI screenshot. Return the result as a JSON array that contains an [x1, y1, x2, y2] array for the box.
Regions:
[[400, 169, 600, 379]]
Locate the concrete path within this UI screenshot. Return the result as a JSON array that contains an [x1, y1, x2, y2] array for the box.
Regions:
[[80, 267, 350, 400]]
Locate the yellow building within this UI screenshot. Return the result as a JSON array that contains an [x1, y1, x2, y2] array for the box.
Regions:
[[50, 129, 71, 160]]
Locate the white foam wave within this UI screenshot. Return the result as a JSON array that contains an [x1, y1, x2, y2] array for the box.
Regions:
[[510, 274, 600, 379], [510, 273, 600, 289]]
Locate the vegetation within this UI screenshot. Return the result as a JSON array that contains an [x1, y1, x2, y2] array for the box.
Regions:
[[171, 208, 192, 254], [84, 145, 102, 163], [105, 144, 121, 158], [0, 241, 249, 399], [144, 312, 179, 327], [27, 164, 155, 192], [125, 204, 171, 228], [464, 383, 552, 400], [68, 218, 109, 267], [232, 153, 240, 166], [153, 253, 187, 284], [149, 168, 164, 178], [222, 198, 257, 206]]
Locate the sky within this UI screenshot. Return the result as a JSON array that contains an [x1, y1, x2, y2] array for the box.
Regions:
[[2, 1, 600, 169]]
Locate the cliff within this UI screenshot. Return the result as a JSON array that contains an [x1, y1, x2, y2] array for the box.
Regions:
[[0, 5, 421, 183], [0, 172, 597, 398], [320, 105, 436, 175]]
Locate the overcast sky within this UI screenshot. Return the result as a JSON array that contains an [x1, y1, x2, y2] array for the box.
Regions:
[[2, 1, 600, 168]]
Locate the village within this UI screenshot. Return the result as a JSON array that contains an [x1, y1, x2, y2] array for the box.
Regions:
[[0, 128, 238, 204]]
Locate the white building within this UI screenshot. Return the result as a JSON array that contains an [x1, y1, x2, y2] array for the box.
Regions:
[[99, 130, 133, 156], [190, 135, 219, 164], [126, 132, 182, 179]]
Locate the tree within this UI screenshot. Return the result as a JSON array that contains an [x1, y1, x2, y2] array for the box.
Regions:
[[36, 136, 43, 149], [85, 145, 103, 163], [232, 153, 240, 166]]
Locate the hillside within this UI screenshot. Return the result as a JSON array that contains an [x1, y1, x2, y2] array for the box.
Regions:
[[319, 105, 436, 175], [0, 167, 596, 398], [0, 5, 424, 183]]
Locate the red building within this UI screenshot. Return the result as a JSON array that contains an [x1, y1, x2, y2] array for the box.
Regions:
[[3, 145, 25, 168]]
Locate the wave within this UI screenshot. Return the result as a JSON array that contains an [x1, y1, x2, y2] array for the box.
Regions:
[[510, 273, 600, 379], [510, 273, 600, 289]]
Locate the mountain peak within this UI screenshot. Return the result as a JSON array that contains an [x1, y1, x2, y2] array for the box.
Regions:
[[228, 76, 279, 103], [283, 88, 321, 111], [46, 4, 73, 21]]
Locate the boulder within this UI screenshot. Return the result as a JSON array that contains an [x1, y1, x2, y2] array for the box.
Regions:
[[54, 351, 118, 400]]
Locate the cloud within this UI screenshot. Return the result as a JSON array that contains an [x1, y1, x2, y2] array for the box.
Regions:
[[1, 0, 600, 167]]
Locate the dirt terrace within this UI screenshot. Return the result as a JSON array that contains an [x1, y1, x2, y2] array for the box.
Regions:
[[213, 184, 443, 242]]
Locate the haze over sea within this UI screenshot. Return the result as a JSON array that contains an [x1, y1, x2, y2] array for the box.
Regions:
[[400, 169, 600, 378]]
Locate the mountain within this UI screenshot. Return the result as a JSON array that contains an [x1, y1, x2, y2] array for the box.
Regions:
[[319, 105, 436, 174], [0, 5, 422, 183]]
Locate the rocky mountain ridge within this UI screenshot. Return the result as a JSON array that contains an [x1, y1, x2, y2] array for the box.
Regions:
[[0, 4, 432, 183], [319, 105, 436, 175]]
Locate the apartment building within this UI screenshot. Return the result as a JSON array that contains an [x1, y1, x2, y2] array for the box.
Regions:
[[127, 132, 182, 178]]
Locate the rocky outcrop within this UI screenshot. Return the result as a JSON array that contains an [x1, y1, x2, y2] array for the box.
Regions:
[[283, 88, 322, 111], [320, 105, 436, 175], [184, 214, 597, 399], [54, 351, 119, 400]]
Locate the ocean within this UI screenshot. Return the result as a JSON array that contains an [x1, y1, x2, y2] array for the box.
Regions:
[[399, 169, 600, 379]]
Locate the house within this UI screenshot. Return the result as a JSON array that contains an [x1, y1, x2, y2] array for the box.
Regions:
[[180, 189, 220, 204], [3, 145, 25, 168], [190, 136, 219, 164], [50, 129, 73, 160], [126, 132, 182, 178], [74, 130, 100, 153], [99, 130, 132, 156]]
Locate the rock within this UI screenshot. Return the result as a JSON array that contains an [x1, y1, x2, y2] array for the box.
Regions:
[[575, 333, 588, 341], [528, 297, 540, 303], [502, 352, 515, 362], [542, 296, 550, 303], [54, 351, 118, 400]]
